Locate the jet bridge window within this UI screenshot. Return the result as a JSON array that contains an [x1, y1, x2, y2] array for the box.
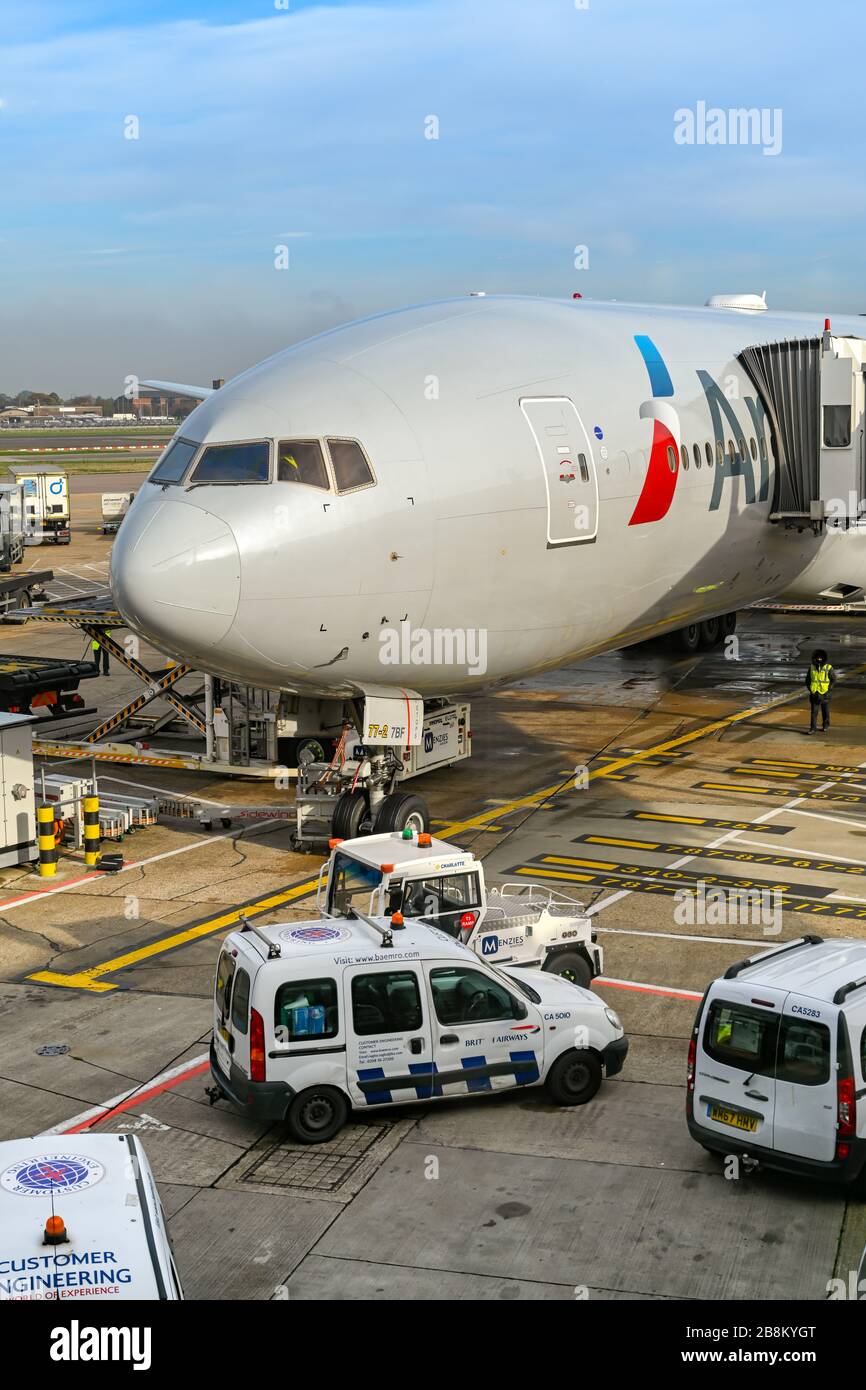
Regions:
[[277, 439, 330, 489], [189, 440, 270, 485], [150, 437, 199, 484], [823, 405, 852, 449], [327, 438, 375, 494]]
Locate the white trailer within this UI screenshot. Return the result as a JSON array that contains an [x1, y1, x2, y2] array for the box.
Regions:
[[7, 466, 70, 544], [101, 491, 134, 534], [0, 484, 25, 570]]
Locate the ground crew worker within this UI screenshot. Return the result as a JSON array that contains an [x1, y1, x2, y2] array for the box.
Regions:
[[805, 648, 835, 733], [91, 629, 111, 676]]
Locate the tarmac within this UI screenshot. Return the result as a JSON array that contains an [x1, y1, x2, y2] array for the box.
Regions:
[[0, 484, 865, 1301]]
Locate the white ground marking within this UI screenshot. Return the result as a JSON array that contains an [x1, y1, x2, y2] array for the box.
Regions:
[[733, 837, 866, 867]]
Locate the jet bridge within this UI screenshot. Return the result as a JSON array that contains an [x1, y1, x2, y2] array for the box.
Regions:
[[738, 330, 866, 530]]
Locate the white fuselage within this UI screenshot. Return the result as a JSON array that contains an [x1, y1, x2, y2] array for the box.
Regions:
[[110, 296, 866, 697]]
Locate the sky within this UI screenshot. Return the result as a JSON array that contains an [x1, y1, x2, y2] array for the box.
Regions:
[[0, 0, 864, 394]]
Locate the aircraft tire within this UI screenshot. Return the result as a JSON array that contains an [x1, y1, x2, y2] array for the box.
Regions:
[[675, 623, 701, 653], [721, 612, 737, 637], [331, 790, 369, 839], [374, 792, 430, 835], [699, 616, 720, 647]]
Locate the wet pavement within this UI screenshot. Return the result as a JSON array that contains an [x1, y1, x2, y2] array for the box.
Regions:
[[1, 502, 865, 1300]]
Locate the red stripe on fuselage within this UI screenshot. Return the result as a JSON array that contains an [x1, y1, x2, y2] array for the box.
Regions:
[[629, 419, 678, 525]]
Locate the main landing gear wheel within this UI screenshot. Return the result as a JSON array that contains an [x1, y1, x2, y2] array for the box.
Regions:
[[720, 612, 737, 637], [675, 622, 701, 653], [699, 616, 720, 648], [331, 790, 371, 839], [374, 792, 431, 835]]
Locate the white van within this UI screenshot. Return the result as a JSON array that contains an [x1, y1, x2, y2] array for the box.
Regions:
[[0, 1133, 184, 1301], [208, 910, 627, 1143], [687, 935, 866, 1185]]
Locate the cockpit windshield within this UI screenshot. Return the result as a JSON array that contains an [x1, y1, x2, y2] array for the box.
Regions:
[[149, 437, 199, 485], [277, 440, 329, 489], [188, 441, 270, 485]]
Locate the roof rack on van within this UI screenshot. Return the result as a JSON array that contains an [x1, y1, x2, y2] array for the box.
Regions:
[[723, 934, 824, 980], [347, 908, 393, 948], [238, 915, 282, 959], [833, 974, 866, 1006]]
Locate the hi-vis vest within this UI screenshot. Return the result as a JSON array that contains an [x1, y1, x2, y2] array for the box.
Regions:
[[809, 664, 832, 695]]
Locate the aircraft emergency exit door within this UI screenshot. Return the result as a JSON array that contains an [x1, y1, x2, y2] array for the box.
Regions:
[[520, 397, 599, 546]]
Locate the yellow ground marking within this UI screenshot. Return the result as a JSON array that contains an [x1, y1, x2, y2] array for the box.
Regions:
[[585, 835, 662, 850], [437, 670, 866, 839], [27, 875, 319, 992]]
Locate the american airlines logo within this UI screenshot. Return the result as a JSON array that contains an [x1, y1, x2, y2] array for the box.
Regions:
[[629, 335, 771, 526]]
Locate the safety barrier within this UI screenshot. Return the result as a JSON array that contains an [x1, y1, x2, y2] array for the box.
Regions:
[[37, 804, 57, 878], [83, 794, 101, 867]]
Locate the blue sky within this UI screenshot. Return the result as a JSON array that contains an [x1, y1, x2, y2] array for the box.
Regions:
[[0, 0, 864, 393]]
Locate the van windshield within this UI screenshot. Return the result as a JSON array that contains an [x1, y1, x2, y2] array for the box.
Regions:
[[329, 852, 382, 916]]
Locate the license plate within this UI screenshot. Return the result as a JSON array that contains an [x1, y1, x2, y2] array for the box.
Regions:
[[213, 1032, 231, 1076], [708, 1103, 758, 1132]]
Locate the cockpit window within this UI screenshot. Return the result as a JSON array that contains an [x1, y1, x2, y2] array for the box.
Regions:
[[277, 440, 330, 490], [150, 437, 199, 484], [327, 439, 375, 494], [188, 441, 270, 485]]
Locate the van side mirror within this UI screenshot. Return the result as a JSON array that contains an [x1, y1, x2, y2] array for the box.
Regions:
[[512, 998, 528, 1021]]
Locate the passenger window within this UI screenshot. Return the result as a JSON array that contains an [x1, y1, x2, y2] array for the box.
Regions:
[[666, 445, 677, 473], [703, 1000, 778, 1075], [277, 439, 329, 489], [327, 439, 375, 493], [738, 438, 746, 460], [231, 969, 250, 1034], [823, 405, 852, 448], [727, 439, 735, 462], [749, 437, 758, 460], [215, 950, 236, 1020], [352, 970, 422, 1035], [189, 441, 270, 485], [276, 977, 339, 1041], [760, 434, 768, 461], [715, 441, 724, 467], [681, 445, 689, 471], [692, 443, 701, 470], [577, 453, 590, 483], [775, 1017, 830, 1086], [705, 442, 713, 467], [429, 966, 519, 1025], [150, 438, 199, 485]]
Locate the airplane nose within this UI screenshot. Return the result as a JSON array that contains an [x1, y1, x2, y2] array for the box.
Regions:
[[110, 496, 241, 655]]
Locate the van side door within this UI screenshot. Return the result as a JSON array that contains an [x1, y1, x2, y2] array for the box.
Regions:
[[343, 962, 434, 1107], [696, 989, 786, 1148], [771, 1000, 837, 1162], [424, 961, 544, 1097]]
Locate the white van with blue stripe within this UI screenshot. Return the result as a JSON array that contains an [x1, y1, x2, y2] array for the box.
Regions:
[[209, 910, 627, 1143]]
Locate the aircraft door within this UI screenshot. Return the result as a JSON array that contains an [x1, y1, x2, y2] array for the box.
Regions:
[[520, 396, 599, 547]]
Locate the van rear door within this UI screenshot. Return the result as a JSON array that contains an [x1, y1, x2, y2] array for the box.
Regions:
[[695, 986, 787, 1148], [771, 999, 837, 1161], [214, 941, 259, 1079]]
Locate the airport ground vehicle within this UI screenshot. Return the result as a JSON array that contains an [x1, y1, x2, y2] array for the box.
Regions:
[[0, 570, 50, 622], [101, 491, 134, 534], [0, 483, 26, 570], [209, 910, 627, 1143], [0, 1133, 183, 1300], [8, 465, 70, 543], [318, 830, 603, 986], [0, 648, 97, 720], [687, 936, 866, 1185]]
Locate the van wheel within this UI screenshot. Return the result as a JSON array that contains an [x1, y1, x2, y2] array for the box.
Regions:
[[545, 1049, 602, 1106], [286, 1087, 348, 1144], [374, 792, 430, 835], [544, 950, 592, 989]]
